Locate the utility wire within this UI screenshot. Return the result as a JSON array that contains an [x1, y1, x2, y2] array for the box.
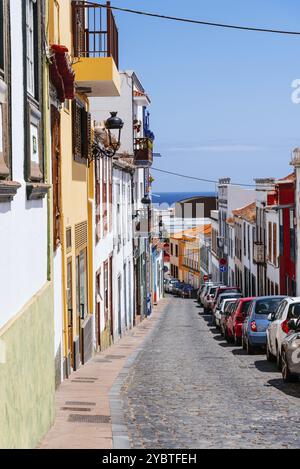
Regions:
[[151, 167, 256, 187], [86, 2, 300, 36]]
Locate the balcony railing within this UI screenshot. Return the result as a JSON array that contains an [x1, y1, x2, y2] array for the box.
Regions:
[[134, 138, 153, 167], [253, 242, 265, 265], [72, 1, 119, 67]]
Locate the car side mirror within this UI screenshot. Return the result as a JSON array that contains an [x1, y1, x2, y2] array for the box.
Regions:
[[268, 312, 275, 322]]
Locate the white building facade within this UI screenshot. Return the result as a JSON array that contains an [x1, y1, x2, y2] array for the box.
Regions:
[[0, 0, 55, 448]]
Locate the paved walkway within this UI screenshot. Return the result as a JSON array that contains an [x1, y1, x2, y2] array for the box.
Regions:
[[122, 297, 300, 449], [39, 299, 169, 449]]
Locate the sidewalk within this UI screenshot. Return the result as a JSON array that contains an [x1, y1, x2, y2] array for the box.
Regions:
[[38, 299, 168, 449]]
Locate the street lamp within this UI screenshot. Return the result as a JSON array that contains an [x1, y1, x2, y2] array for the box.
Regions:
[[91, 112, 124, 163], [141, 194, 151, 206]]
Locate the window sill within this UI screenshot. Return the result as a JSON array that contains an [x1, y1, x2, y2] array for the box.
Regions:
[[26, 182, 51, 201], [0, 180, 21, 203]]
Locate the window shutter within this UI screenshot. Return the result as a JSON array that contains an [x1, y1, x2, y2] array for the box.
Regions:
[[82, 110, 92, 161], [51, 105, 61, 249], [72, 100, 82, 159]]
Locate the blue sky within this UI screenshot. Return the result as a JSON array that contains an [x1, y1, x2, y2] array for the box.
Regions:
[[111, 0, 300, 192]]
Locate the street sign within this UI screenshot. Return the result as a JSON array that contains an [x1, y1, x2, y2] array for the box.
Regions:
[[219, 258, 227, 267], [219, 265, 228, 274]]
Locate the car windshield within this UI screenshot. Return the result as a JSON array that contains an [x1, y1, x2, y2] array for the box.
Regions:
[[255, 298, 284, 315], [218, 294, 241, 305], [226, 300, 237, 312], [241, 301, 251, 314], [221, 300, 234, 311], [288, 303, 300, 319]]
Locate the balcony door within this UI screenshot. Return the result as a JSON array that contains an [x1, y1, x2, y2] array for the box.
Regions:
[[76, 248, 88, 363]]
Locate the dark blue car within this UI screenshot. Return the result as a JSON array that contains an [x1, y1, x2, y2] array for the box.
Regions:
[[242, 296, 287, 354]]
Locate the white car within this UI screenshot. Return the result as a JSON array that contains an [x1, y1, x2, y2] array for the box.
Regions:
[[266, 297, 300, 369], [199, 282, 214, 305], [203, 284, 224, 311], [215, 298, 238, 328], [164, 279, 178, 293]]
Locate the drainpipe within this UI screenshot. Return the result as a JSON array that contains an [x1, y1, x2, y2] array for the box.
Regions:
[[291, 149, 300, 295]]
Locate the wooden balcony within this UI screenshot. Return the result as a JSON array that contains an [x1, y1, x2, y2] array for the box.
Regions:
[[72, 1, 120, 97], [134, 138, 153, 168]]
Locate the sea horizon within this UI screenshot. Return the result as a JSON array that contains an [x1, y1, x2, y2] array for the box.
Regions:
[[152, 191, 216, 206]]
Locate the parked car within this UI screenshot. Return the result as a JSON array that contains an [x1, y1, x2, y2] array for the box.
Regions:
[[226, 297, 254, 345], [197, 284, 207, 303], [181, 284, 194, 299], [281, 317, 300, 382], [171, 281, 182, 296], [199, 282, 213, 305], [213, 286, 241, 311], [266, 298, 300, 369], [174, 282, 188, 297], [220, 300, 238, 337], [164, 278, 178, 293], [242, 296, 287, 354], [215, 298, 238, 330], [212, 292, 243, 323], [203, 284, 224, 312]]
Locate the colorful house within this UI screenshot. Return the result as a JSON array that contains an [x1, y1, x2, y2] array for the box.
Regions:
[[49, 0, 120, 375], [0, 0, 54, 448]]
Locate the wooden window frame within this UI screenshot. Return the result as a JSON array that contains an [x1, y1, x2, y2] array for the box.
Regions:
[[23, 0, 46, 186], [72, 98, 91, 164], [66, 227, 72, 254], [51, 105, 61, 250], [75, 247, 88, 323], [95, 158, 101, 243], [273, 223, 277, 266], [268, 222, 272, 263], [0, 0, 11, 181], [108, 158, 112, 233], [102, 157, 108, 235]]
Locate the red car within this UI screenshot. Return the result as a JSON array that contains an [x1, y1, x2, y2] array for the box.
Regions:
[[225, 297, 254, 345]]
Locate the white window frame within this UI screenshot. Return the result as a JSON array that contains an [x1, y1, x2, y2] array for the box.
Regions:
[[26, 0, 36, 97]]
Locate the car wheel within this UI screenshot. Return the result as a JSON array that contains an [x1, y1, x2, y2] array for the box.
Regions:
[[266, 343, 276, 362], [247, 339, 254, 355], [242, 334, 246, 350], [225, 328, 231, 344], [281, 350, 298, 383], [234, 332, 241, 346]]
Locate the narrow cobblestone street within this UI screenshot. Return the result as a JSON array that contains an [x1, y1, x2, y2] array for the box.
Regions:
[[122, 297, 300, 449]]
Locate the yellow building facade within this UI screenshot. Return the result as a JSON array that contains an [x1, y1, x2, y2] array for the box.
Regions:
[[49, 0, 120, 376]]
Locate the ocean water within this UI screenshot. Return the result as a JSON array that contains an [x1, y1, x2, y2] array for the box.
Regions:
[[152, 192, 216, 207]]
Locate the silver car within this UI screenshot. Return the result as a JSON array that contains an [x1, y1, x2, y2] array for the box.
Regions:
[[281, 317, 300, 382]]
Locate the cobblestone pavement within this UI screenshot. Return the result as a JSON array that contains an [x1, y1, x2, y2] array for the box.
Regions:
[[122, 297, 300, 449]]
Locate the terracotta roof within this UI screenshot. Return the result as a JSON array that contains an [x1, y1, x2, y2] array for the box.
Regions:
[[278, 172, 295, 183], [134, 90, 151, 102], [226, 217, 235, 225], [232, 202, 256, 224], [170, 225, 211, 240]]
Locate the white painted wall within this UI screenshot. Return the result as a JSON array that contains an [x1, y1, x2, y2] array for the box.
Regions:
[[112, 167, 134, 339], [0, 2, 48, 329]]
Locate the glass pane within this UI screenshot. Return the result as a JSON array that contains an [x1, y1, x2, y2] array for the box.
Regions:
[[67, 261, 72, 311], [79, 250, 87, 318]]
